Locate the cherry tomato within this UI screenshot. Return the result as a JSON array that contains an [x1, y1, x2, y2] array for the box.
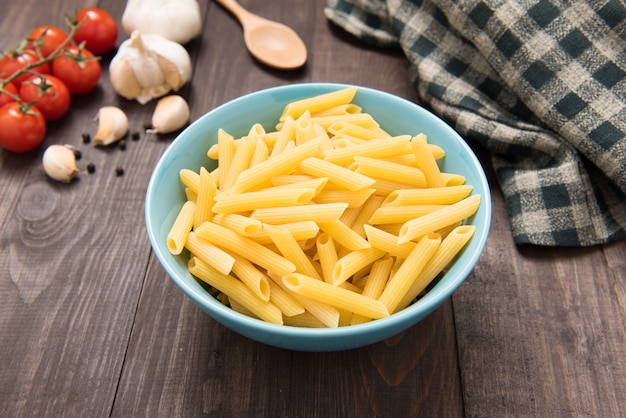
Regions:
[[73, 7, 118, 55], [0, 80, 18, 107], [19, 74, 71, 121], [0, 50, 51, 87], [0, 102, 47, 153], [28, 25, 70, 58], [52, 46, 101, 94]]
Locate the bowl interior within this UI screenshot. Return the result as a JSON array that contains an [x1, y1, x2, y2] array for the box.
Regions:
[[145, 83, 491, 351]]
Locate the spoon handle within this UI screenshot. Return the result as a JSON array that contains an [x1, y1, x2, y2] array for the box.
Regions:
[[215, 0, 255, 24]]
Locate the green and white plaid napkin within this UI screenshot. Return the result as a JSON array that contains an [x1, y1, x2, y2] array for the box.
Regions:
[[325, 0, 626, 246]]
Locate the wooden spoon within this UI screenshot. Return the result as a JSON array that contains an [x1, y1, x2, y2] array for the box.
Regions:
[[216, 0, 307, 70]]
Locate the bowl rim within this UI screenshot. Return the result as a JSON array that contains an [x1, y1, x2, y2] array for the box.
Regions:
[[145, 82, 492, 342]]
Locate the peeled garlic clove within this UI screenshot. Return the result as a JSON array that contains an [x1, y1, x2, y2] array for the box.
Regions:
[[43, 144, 79, 183], [93, 106, 129, 146], [148, 95, 190, 134]]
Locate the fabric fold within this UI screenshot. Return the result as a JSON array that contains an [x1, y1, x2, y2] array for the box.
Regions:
[[325, 0, 626, 246]]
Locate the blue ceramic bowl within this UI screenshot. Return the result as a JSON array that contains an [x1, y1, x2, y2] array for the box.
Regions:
[[145, 83, 491, 352]]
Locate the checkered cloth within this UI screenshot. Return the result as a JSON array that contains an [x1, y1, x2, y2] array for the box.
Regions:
[[325, 0, 626, 246]]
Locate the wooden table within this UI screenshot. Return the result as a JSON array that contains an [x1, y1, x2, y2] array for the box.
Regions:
[[1, 1, 624, 416]]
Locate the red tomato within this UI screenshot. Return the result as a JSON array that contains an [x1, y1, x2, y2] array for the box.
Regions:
[[0, 80, 18, 107], [0, 50, 51, 87], [19, 74, 71, 121], [73, 7, 118, 55], [52, 46, 101, 94], [0, 102, 47, 153], [28, 25, 70, 58]]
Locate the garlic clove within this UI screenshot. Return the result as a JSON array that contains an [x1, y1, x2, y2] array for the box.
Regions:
[[157, 54, 186, 90], [93, 106, 129, 146], [147, 95, 190, 134], [109, 58, 143, 101], [42, 144, 79, 183]]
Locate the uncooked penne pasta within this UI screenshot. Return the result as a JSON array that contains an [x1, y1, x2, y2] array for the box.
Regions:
[[195, 221, 296, 277], [167, 200, 195, 255], [233, 137, 321, 193], [280, 86, 357, 122], [168, 86, 483, 328], [298, 157, 375, 191], [383, 185, 473, 206], [283, 273, 390, 320], [378, 232, 441, 313], [411, 134, 445, 188], [398, 194, 481, 244], [189, 257, 283, 324], [251, 203, 348, 224]]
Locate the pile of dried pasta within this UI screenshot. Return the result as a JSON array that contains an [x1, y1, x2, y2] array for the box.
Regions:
[[167, 86, 480, 327]]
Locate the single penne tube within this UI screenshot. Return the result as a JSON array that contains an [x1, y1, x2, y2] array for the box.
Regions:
[[353, 156, 427, 188], [185, 231, 236, 275], [315, 233, 338, 284], [270, 115, 296, 157], [282, 273, 390, 320], [188, 257, 283, 324], [318, 220, 371, 251], [167, 200, 196, 255], [248, 221, 319, 245], [368, 205, 448, 225], [313, 188, 375, 208], [195, 222, 296, 276], [382, 185, 473, 206], [247, 122, 265, 138], [217, 129, 236, 191], [332, 247, 387, 286], [211, 187, 316, 214], [441, 172, 467, 186], [311, 103, 362, 117], [398, 194, 481, 244], [179, 168, 199, 194], [378, 232, 441, 313], [212, 213, 262, 236], [265, 225, 322, 280], [411, 134, 445, 188], [231, 253, 271, 302], [295, 112, 319, 145], [266, 177, 328, 197], [350, 256, 394, 325], [332, 134, 367, 147], [371, 178, 420, 197], [193, 167, 216, 228], [349, 195, 385, 237], [397, 225, 476, 311], [251, 203, 348, 224], [327, 121, 390, 140], [249, 137, 269, 167], [323, 135, 412, 165], [222, 137, 257, 190], [310, 113, 379, 130], [297, 157, 375, 191], [279, 86, 358, 121], [363, 224, 416, 259], [268, 272, 340, 328], [267, 279, 305, 317], [233, 137, 321, 193]]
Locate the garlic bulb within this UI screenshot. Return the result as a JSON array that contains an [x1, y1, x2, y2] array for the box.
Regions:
[[93, 106, 129, 146], [148, 95, 190, 134], [122, 0, 202, 45], [109, 31, 192, 104], [42, 145, 79, 182]]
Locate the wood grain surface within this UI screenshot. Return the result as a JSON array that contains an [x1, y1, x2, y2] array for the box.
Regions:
[[1, 1, 624, 417]]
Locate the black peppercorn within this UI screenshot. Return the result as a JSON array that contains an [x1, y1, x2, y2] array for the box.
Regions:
[[115, 167, 124, 176], [81, 132, 91, 143], [86, 163, 96, 174]]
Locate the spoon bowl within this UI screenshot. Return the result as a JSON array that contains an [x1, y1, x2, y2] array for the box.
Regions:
[[217, 0, 307, 70]]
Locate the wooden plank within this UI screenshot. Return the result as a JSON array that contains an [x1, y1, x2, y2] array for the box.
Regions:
[[452, 157, 626, 417]]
